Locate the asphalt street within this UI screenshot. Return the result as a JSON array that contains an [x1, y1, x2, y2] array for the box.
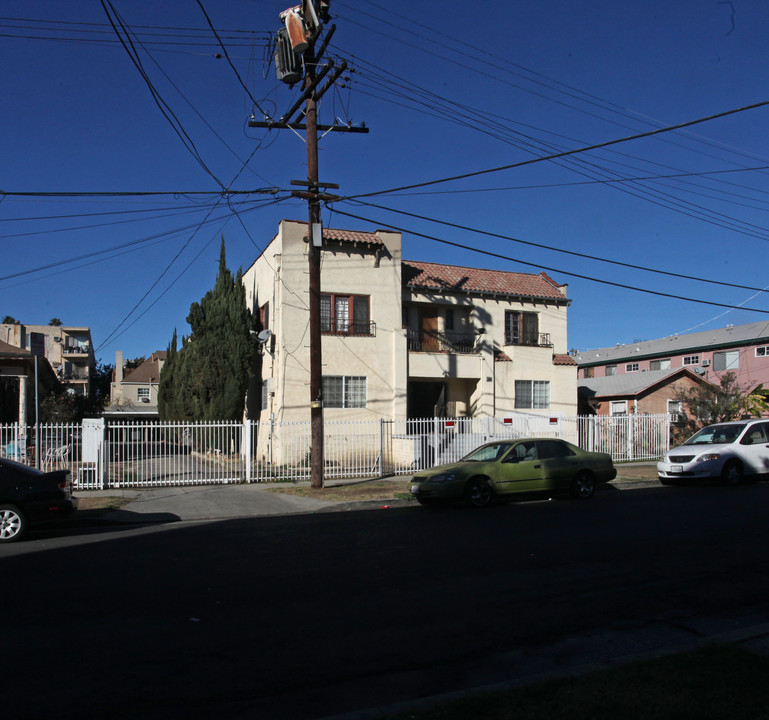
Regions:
[[4, 477, 769, 719]]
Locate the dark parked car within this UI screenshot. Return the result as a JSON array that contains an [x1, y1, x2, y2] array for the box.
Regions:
[[0, 458, 78, 543], [410, 438, 617, 507]]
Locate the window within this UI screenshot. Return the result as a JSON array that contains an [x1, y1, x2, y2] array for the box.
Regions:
[[713, 350, 739, 371], [756, 346, 769, 358], [668, 400, 683, 423], [137, 387, 150, 403], [583, 367, 594, 379], [445, 308, 454, 331], [650, 358, 671, 371], [323, 376, 367, 408], [605, 365, 617, 376], [261, 380, 270, 411], [259, 302, 269, 330], [683, 355, 699, 366], [504, 311, 539, 346], [625, 363, 639, 373], [610, 400, 627, 416], [538, 440, 575, 459], [320, 294, 371, 335], [514, 380, 550, 409]]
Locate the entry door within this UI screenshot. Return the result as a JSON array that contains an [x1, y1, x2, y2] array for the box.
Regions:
[[420, 310, 440, 352], [497, 441, 547, 494]]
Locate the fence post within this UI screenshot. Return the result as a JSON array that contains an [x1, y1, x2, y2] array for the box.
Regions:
[[378, 418, 384, 477], [243, 419, 252, 483], [627, 415, 634, 462], [433, 416, 440, 467]]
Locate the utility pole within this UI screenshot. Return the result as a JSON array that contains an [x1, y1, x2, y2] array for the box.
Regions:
[[251, 1, 367, 488], [304, 37, 324, 489]]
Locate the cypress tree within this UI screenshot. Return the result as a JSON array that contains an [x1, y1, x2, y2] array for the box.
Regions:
[[157, 329, 178, 420], [158, 239, 257, 421]]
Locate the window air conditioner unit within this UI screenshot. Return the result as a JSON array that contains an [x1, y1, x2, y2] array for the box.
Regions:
[[141, 398, 150, 403], [702, 360, 711, 367]]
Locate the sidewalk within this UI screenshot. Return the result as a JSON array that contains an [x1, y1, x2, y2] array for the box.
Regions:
[[75, 467, 661, 525]]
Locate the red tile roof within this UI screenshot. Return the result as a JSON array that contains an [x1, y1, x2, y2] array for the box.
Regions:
[[403, 261, 567, 301], [323, 227, 384, 245], [553, 354, 578, 366]]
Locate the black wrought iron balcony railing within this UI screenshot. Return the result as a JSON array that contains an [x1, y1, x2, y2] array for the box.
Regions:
[[504, 333, 553, 348], [321, 320, 376, 336], [63, 345, 90, 355], [407, 330, 478, 354]]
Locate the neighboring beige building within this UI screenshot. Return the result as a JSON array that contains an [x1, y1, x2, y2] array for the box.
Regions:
[[107, 350, 166, 418], [242, 220, 577, 424], [0, 322, 95, 397]]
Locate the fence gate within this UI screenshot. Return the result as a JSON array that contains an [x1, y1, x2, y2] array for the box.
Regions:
[[80, 418, 106, 488]]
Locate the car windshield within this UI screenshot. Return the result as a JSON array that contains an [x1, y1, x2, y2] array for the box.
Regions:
[[684, 423, 747, 445], [461, 443, 511, 462]]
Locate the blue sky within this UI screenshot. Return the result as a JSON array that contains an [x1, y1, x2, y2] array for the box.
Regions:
[[2, 0, 769, 366]]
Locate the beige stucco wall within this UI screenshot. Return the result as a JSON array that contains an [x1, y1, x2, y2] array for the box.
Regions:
[[242, 221, 578, 427], [403, 291, 575, 417], [242, 220, 406, 424]]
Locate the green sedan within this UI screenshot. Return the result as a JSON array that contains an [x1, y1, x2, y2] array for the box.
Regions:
[[410, 438, 617, 507]]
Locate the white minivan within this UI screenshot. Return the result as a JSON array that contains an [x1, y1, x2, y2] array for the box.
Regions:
[[657, 419, 769, 485]]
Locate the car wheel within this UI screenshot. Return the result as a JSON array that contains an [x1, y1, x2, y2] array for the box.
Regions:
[[0, 505, 28, 543], [570, 471, 596, 499], [721, 460, 743, 486], [465, 478, 492, 508]]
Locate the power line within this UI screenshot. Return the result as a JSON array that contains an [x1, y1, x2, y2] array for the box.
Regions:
[[344, 198, 769, 294], [342, 98, 769, 200], [196, 0, 272, 120], [330, 205, 769, 315], [101, 0, 226, 189]]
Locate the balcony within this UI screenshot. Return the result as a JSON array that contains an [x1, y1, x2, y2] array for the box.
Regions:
[[63, 344, 90, 355], [321, 321, 376, 337], [505, 333, 553, 349], [407, 330, 478, 354]]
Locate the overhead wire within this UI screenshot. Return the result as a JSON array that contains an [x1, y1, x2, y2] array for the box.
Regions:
[[338, 97, 769, 200], [195, 0, 272, 120], [342, 198, 769, 294], [343, 56, 769, 233], [334, 0, 769, 172], [100, 0, 226, 189], [329, 204, 769, 315]]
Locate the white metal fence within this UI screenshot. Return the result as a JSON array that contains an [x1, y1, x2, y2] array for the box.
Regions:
[[0, 413, 670, 489]]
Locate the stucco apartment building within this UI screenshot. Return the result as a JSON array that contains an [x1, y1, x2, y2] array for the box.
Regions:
[[0, 322, 96, 397], [242, 220, 577, 424], [574, 321, 769, 416]]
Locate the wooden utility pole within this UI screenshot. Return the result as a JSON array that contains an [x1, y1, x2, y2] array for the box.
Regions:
[[252, 1, 367, 488], [304, 38, 324, 489]]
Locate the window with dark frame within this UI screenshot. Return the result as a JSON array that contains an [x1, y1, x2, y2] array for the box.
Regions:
[[320, 294, 371, 335], [504, 311, 539, 346]]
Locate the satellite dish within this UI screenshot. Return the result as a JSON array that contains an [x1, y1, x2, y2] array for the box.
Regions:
[[257, 329, 273, 344]]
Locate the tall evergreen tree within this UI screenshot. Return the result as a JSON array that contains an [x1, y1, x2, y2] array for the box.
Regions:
[[158, 239, 257, 421], [157, 329, 178, 420]]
